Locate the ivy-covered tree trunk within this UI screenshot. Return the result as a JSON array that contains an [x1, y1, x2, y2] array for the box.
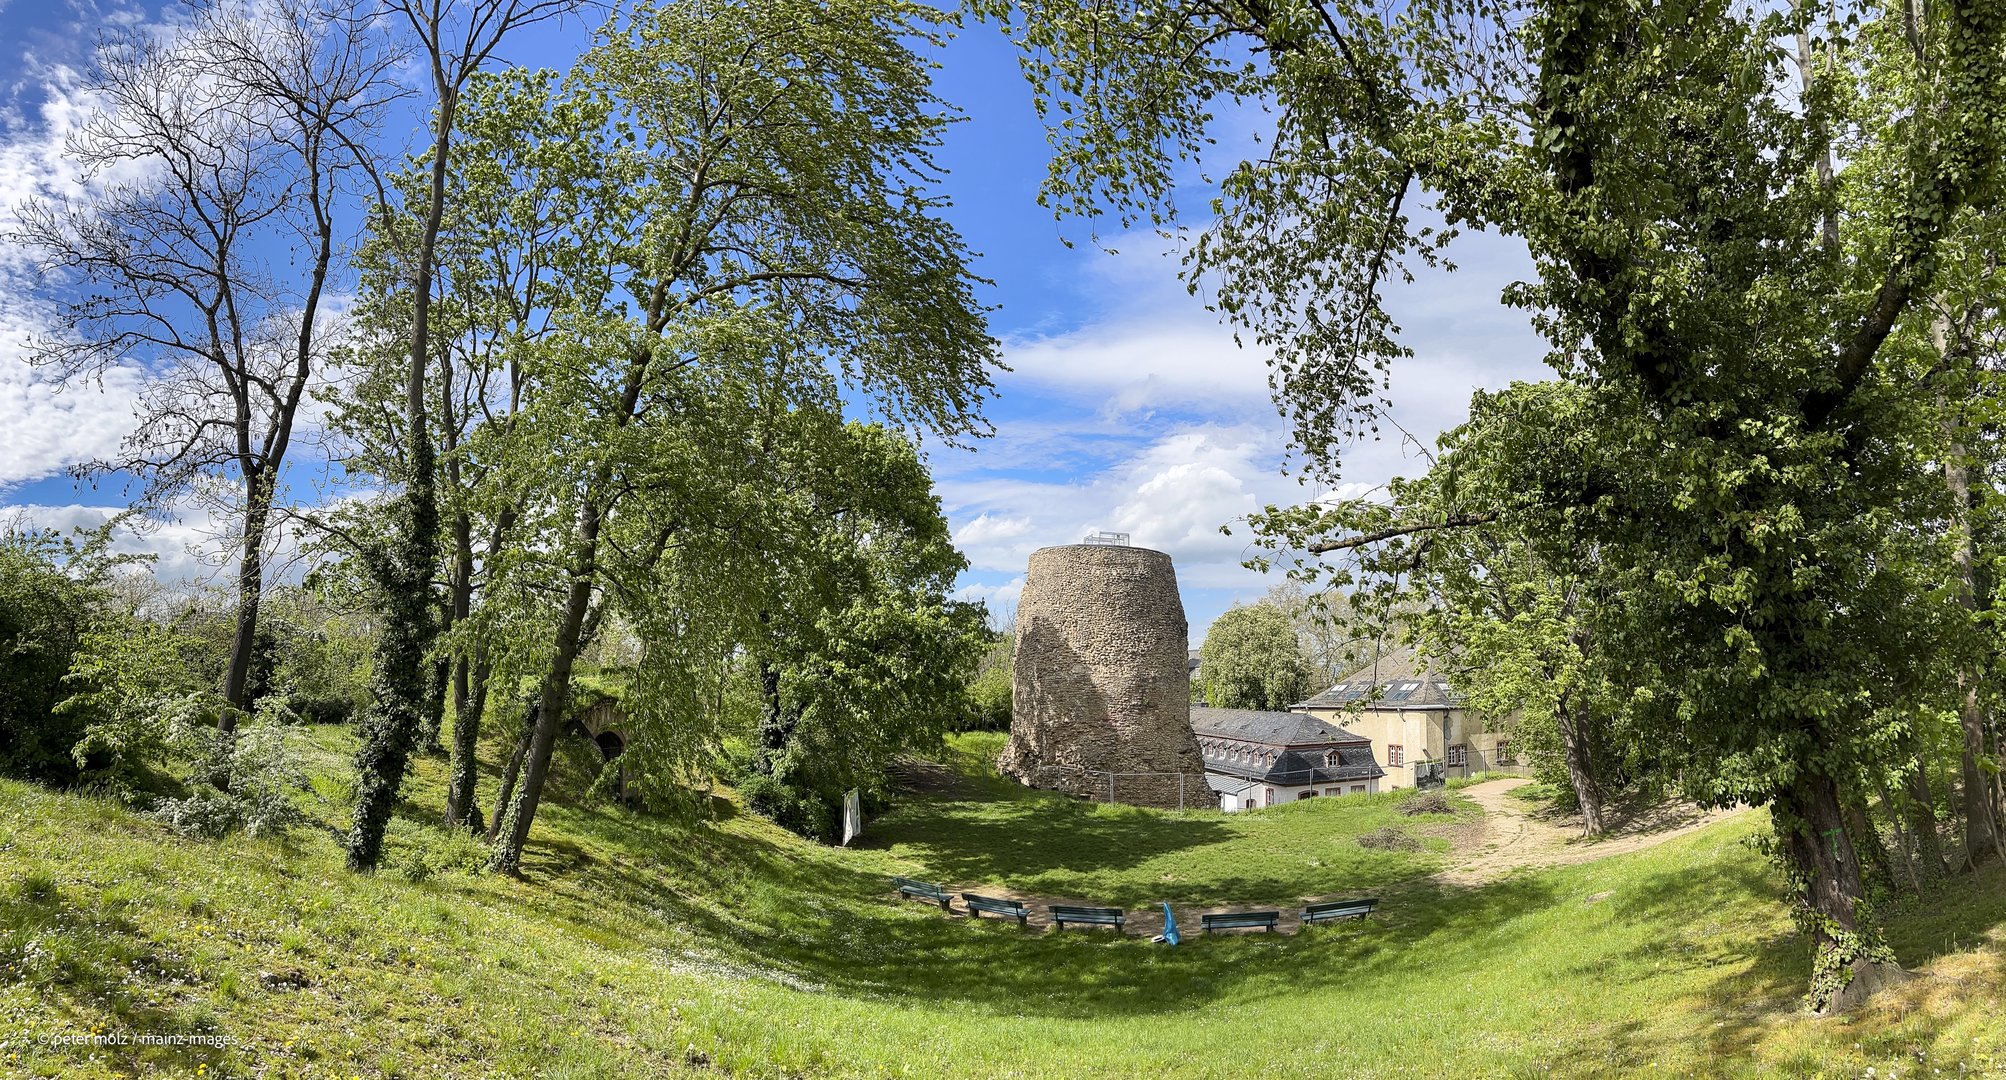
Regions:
[[485, 699, 534, 844], [754, 659, 797, 777], [347, 169, 446, 867], [420, 653, 449, 753], [343, 21, 462, 869], [1773, 769, 1909, 1013], [345, 453, 438, 871]]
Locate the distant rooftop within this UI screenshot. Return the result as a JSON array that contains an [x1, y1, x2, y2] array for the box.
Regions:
[[1190, 707, 1384, 784], [1294, 646, 1463, 711], [1191, 707, 1370, 747]]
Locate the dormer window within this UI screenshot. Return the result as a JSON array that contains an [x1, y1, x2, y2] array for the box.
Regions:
[[1324, 750, 1342, 768]]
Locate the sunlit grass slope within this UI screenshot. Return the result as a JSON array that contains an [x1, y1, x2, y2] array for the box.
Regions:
[[4, 728, 2005, 1078]]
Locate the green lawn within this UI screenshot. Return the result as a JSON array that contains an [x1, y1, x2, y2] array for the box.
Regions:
[[4, 728, 2005, 1078]]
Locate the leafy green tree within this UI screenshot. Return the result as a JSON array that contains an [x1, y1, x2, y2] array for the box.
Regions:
[[1292, 383, 1648, 835], [342, 0, 582, 871], [1199, 603, 1312, 711], [424, 0, 1000, 875], [967, 629, 1014, 731], [736, 417, 990, 837], [989, 0, 2006, 1010], [0, 524, 143, 783]]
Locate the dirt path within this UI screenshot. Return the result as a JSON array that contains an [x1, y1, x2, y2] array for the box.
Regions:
[[1437, 777, 1751, 885], [913, 779, 1751, 938]]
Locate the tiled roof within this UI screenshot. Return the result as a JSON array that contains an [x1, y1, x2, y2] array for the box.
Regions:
[[1293, 646, 1462, 711], [1191, 706, 1371, 746], [1190, 707, 1385, 785]]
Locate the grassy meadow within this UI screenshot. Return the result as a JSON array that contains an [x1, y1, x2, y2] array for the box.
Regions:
[[4, 728, 2006, 1078]]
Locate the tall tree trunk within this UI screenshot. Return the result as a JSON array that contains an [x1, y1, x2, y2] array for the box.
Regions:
[[754, 657, 795, 777], [490, 499, 601, 875], [1902, 726, 1946, 879], [420, 653, 450, 753], [1878, 776, 1924, 898], [1558, 695, 1605, 836], [443, 646, 489, 833], [486, 697, 535, 844], [1773, 769, 1909, 1013], [343, 38, 463, 871], [447, 508, 510, 831], [1844, 798, 1896, 896], [345, 476, 437, 871], [220, 470, 272, 730], [1936, 309, 2001, 867]]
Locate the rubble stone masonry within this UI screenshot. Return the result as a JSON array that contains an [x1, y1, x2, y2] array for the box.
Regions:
[[1000, 544, 1208, 809]]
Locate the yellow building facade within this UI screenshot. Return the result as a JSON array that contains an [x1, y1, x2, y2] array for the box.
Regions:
[[1291, 648, 1514, 790]]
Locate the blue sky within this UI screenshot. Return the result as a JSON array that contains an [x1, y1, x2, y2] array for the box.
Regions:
[[0, 0, 1553, 645]]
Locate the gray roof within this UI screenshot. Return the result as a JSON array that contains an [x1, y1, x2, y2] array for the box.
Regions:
[[1190, 707, 1385, 786], [1293, 646, 1463, 711], [1205, 773, 1253, 795], [1191, 707, 1371, 746]]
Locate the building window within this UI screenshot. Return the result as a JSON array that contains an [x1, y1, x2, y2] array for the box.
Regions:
[[1244, 798, 1256, 810], [1264, 788, 1275, 804], [1326, 787, 1341, 797], [1448, 744, 1466, 767], [1388, 744, 1404, 767], [1351, 784, 1366, 794], [1324, 749, 1342, 768], [1298, 790, 1317, 800]]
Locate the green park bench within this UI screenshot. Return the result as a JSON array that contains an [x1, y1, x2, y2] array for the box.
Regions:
[[1200, 910, 1280, 934], [1301, 898, 1379, 924], [892, 876, 953, 910], [1049, 904, 1125, 931], [961, 893, 1030, 926]]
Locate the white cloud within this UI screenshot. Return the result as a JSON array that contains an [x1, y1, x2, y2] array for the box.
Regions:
[[0, 61, 146, 491], [954, 574, 1024, 620], [944, 422, 1293, 588], [6, 493, 330, 588], [952, 512, 1035, 549], [940, 218, 1554, 641], [6, 502, 226, 584], [1000, 312, 1274, 419]]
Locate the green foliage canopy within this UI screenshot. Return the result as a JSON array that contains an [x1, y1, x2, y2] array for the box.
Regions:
[[1199, 602, 1313, 711]]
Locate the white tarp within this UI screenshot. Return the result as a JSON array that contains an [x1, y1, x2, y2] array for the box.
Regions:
[[841, 788, 862, 846]]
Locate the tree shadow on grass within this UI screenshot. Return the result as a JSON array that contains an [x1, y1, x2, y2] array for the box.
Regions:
[[863, 790, 1238, 890], [499, 797, 1588, 1021], [1531, 851, 2006, 1072]]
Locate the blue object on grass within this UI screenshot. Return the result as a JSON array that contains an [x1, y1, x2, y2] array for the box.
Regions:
[[1160, 901, 1180, 946]]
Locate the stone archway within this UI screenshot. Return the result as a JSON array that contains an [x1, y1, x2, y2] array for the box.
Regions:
[[576, 698, 635, 803]]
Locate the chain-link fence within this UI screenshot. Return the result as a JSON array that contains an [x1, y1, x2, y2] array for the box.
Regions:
[[1023, 766, 1217, 810]]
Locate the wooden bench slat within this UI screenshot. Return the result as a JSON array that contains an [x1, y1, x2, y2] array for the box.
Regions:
[[1301, 898, 1379, 922], [1049, 904, 1125, 930], [962, 893, 1029, 923], [891, 876, 953, 910], [1200, 911, 1280, 933]]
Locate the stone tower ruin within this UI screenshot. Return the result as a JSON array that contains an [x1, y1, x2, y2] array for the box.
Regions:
[[1000, 541, 1208, 809]]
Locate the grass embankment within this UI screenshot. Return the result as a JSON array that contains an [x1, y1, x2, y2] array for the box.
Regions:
[[3, 728, 2005, 1078]]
